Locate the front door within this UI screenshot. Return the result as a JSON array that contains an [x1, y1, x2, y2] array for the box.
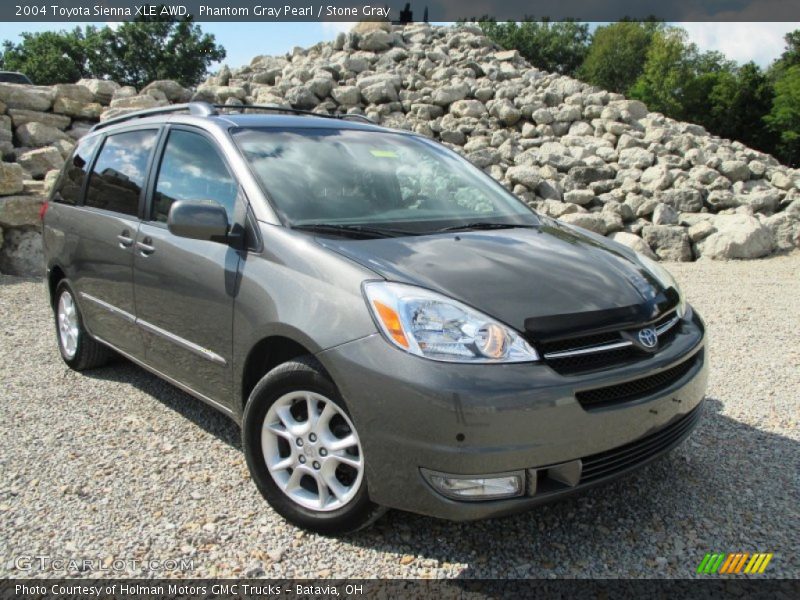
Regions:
[[133, 127, 242, 406]]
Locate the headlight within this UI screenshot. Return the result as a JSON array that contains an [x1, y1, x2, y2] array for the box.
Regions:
[[363, 281, 539, 363], [636, 254, 687, 318]]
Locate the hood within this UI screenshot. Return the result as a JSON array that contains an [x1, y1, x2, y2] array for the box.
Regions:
[[317, 223, 678, 340]]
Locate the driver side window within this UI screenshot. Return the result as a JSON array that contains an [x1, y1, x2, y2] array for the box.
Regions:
[[153, 130, 238, 224]]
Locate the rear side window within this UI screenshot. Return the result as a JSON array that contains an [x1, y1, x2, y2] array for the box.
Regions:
[[152, 130, 238, 223], [85, 129, 157, 217], [53, 135, 101, 206]]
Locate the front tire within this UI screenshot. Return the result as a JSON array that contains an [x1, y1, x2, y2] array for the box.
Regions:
[[242, 356, 384, 535], [54, 281, 112, 371]]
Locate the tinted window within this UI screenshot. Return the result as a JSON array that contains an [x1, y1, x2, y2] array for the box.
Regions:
[[53, 135, 101, 206], [0, 72, 32, 84], [85, 130, 157, 216], [153, 130, 238, 223]]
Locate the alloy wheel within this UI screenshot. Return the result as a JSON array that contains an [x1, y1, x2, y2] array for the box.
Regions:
[[261, 391, 364, 511], [57, 291, 79, 359]]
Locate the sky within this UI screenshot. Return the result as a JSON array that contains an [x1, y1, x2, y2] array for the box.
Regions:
[[0, 21, 798, 71]]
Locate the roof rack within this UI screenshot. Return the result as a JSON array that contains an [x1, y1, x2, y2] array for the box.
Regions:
[[90, 101, 377, 132], [91, 101, 217, 132], [212, 104, 376, 124]]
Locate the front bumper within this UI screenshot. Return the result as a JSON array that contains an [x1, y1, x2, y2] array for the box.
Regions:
[[317, 311, 708, 520]]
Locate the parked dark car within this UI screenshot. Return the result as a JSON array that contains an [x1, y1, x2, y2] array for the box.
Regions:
[[42, 102, 708, 534], [0, 71, 33, 84]]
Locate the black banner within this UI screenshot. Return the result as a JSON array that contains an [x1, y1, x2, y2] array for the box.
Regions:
[[2, 579, 800, 600], [4, 0, 800, 23]]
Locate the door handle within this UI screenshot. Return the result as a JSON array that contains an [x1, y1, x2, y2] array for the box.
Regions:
[[136, 238, 156, 256], [117, 232, 134, 248]]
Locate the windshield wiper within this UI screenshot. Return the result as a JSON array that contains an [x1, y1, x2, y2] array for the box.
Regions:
[[291, 223, 416, 239], [435, 222, 537, 233]]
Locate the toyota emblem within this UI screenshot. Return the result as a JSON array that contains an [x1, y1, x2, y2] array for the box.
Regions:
[[637, 327, 658, 349]]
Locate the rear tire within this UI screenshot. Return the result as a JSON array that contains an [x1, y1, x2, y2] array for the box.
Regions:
[[54, 281, 113, 371], [242, 356, 385, 535]]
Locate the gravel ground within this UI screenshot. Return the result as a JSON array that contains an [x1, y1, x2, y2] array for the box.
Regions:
[[1, 254, 798, 579]]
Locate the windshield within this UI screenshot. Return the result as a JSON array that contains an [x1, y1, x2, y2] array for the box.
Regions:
[[232, 127, 538, 234]]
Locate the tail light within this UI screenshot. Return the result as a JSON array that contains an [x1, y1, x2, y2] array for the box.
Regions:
[[38, 201, 49, 221]]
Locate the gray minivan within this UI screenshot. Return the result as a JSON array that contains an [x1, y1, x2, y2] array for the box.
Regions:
[[43, 102, 708, 534]]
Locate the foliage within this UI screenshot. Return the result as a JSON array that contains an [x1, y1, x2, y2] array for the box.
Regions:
[[0, 29, 92, 85], [0, 15, 224, 88], [577, 21, 662, 94], [478, 18, 590, 76], [766, 65, 800, 165], [89, 17, 225, 88]]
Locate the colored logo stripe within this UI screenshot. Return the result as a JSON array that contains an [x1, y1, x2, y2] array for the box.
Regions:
[[698, 553, 774, 574], [744, 553, 774, 574], [697, 553, 726, 574]]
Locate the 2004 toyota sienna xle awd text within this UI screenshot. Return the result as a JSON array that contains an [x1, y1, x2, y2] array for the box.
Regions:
[[42, 102, 708, 535]]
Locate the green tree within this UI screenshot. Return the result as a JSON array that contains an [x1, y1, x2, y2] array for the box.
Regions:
[[90, 16, 225, 88], [0, 15, 224, 88], [707, 63, 776, 152], [629, 28, 696, 117], [771, 30, 800, 76], [578, 20, 662, 94], [0, 28, 92, 85], [478, 18, 590, 76], [766, 65, 800, 165]]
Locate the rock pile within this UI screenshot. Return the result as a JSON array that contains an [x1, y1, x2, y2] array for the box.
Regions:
[[1, 22, 798, 275]]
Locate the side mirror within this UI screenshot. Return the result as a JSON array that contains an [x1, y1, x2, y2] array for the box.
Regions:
[[167, 200, 229, 243]]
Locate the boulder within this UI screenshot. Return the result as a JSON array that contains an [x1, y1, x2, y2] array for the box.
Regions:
[[17, 147, 64, 179], [0, 163, 25, 196], [7, 109, 71, 130], [0, 227, 42, 276], [618, 147, 654, 169], [656, 188, 703, 213], [0, 84, 54, 111], [569, 165, 615, 184], [559, 212, 608, 235], [563, 189, 595, 206], [432, 83, 470, 107], [351, 21, 392, 34], [687, 221, 716, 242], [762, 212, 800, 252], [694, 215, 773, 260], [0, 195, 42, 227], [141, 80, 191, 102], [77, 79, 121, 104], [505, 165, 541, 189], [331, 86, 361, 106], [450, 99, 488, 119], [718, 160, 750, 182], [361, 81, 398, 104], [15, 122, 70, 147], [736, 190, 781, 214], [491, 98, 522, 125], [652, 203, 679, 225], [609, 231, 658, 260], [109, 94, 163, 110], [642, 225, 693, 261], [359, 30, 393, 52], [284, 86, 320, 109]]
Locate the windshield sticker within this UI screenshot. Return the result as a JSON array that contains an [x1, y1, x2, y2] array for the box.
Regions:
[[369, 149, 398, 158]]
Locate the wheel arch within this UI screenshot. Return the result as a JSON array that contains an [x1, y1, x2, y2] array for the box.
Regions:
[[47, 264, 67, 308], [240, 335, 325, 412]]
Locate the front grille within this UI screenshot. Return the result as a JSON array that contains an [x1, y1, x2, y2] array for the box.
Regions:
[[539, 331, 621, 354], [579, 402, 703, 484], [575, 350, 702, 410], [538, 309, 682, 375]]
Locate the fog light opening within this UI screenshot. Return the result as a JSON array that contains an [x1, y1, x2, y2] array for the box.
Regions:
[[422, 469, 524, 501]]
